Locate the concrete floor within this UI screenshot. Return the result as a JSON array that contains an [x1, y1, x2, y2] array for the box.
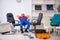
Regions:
[[0, 25, 60, 40], [0, 31, 60, 40]]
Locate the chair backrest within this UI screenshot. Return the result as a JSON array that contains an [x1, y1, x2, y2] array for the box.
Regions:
[[6, 13, 15, 24], [50, 14, 60, 26], [37, 13, 43, 25]]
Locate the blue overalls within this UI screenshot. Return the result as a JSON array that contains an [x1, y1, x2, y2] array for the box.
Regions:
[[20, 17, 30, 30]]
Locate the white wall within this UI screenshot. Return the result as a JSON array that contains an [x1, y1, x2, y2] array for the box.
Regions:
[[0, 0, 60, 23], [0, 0, 31, 23], [32, 0, 58, 17], [56, 0, 60, 9]]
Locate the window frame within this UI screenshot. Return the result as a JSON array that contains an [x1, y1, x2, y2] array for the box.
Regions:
[[35, 5, 42, 10], [46, 4, 54, 10]]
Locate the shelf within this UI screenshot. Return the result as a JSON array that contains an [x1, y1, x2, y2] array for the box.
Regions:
[[32, 0, 44, 4], [32, 0, 56, 5], [32, 16, 37, 18], [32, 10, 42, 11], [32, 10, 56, 12], [32, 16, 38, 19], [32, 4, 56, 5]]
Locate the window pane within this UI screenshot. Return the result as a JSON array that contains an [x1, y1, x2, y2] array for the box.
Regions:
[[47, 5, 53, 10], [35, 5, 42, 10]]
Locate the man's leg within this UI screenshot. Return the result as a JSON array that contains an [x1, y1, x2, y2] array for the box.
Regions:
[[20, 21, 24, 33], [25, 21, 30, 32]]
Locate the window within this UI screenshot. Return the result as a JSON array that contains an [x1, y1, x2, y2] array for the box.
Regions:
[[35, 5, 42, 10], [46, 4, 53, 10]]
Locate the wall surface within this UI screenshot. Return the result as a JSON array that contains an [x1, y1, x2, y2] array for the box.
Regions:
[[0, 0, 31, 23], [0, 0, 60, 23], [32, 0, 60, 17]]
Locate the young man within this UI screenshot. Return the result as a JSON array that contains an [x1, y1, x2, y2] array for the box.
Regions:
[[17, 13, 30, 33]]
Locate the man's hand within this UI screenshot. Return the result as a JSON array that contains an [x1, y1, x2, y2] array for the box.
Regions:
[[27, 16, 29, 18], [17, 15, 20, 18], [27, 15, 30, 21]]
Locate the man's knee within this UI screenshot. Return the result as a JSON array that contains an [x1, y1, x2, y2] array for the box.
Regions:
[[27, 22, 30, 25]]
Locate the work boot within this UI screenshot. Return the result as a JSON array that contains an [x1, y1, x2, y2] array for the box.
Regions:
[[25, 29, 28, 33], [20, 29, 24, 33]]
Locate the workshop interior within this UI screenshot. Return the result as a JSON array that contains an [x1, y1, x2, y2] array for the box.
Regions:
[[0, 0, 60, 40]]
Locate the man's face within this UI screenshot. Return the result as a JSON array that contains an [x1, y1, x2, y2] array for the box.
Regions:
[[21, 13, 25, 16]]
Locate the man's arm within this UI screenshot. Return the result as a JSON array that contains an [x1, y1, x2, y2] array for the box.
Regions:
[[17, 15, 21, 20], [25, 16, 30, 21]]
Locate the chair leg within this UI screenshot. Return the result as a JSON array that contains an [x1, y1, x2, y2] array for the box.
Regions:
[[53, 27, 58, 35], [10, 31, 12, 34], [34, 26, 36, 31], [33, 25, 36, 33], [50, 28, 54, 34]]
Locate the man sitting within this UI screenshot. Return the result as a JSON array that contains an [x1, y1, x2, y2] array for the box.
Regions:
[[17, 13, 30, 33]]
